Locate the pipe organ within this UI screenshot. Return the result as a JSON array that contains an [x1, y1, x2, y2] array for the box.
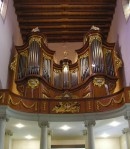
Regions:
[[11, 27, 122, 99]]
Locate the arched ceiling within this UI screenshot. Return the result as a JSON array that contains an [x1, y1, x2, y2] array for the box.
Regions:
[[14, 0, 117, 43]]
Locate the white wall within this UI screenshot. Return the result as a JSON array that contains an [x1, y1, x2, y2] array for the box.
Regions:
[[95, 138, 121, 149], [120, 135, 127, 149], [12, 140, 40, 149], [120, 133, 130, 149], [0, 0, 22, 88], [108, 0, 130, 86], [12, 138, 121, 149]]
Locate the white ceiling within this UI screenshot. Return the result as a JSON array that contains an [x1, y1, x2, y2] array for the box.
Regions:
[[6, 116, 128, 140]]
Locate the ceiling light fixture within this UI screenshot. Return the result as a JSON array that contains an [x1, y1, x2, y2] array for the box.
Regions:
[[25, 135, 34, 140], [15, 123, 25, 128], [100, 133, 110, 138], [60, 125, 71, 131], [109, 121, 120, 127]]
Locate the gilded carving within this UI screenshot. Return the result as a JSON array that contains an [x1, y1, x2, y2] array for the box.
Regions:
[[96, 93, 125, 110], [54, 69, 61, 73], [10, 55, 18, 72], [52, 102, 80, 113], [104, 48, 111, 55], [70, 68, 78, 73], [114, 51, 122, 70], [42, 94, 48, 99], [20, 50, 28, 57], [28, 79, 39, 89], [83, 92, 91, 98], [0, 93, 5, 103], [88, 101, 91, 110], [17, 85, 24, 93], [43, 53, 51, 60], [89, 35, 101, 46], [29, 37, 41, 47], [64, 50, 68, 58], [42, 102, 46, 111], [8, 95, 38, 111], [93, 78, 105, 87], [55, 92, 78, 99], [128, 90, 130, 100], [79, 51, 89, 59]]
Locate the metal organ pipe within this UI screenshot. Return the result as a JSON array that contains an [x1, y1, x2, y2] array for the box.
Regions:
[[27, 40, 41, 75], [91, 38, 104, 73]]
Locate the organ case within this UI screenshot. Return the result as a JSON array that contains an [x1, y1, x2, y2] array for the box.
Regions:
[[10, 27, 122, 99]]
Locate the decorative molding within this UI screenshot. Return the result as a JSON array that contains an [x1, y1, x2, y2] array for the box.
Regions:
[[38, 121, 49, 128], [5, 130, 13, 136], [122, 128, 130, 134], [84, 120, 96, 127]]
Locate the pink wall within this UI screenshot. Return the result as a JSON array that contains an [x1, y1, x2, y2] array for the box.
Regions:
[[108, 0, 130, 86], [0, 0, 22, 88], [48, 42, 83, 64]]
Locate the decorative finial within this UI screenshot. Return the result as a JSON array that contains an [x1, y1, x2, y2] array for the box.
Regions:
[[64, 50, 68, 58], [90, 25, 100, 30], [32, 27, 40, 32]]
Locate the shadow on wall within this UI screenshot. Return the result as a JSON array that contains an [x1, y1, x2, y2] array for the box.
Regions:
[[0, 79, 2, 89], [115, 34, 126, 87]]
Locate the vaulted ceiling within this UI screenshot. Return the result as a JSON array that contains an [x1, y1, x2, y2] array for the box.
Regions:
[[14, 0, 117, 43]]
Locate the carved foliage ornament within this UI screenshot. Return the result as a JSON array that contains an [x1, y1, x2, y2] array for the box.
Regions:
[[93, 78, 105, 87], [28, 79, 39, 89], [20, 50, 28, 57], [79, 51, 89, 59], [10, 54, 18, 72], [96, 93, 125, 110], [29, 37, 42, 47], [52, 102, 80, 113], [89, 35, 102, 46], [114, 51, 122, 70]]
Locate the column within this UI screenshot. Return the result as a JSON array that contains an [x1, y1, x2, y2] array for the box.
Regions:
[[84, 120, 96, 149], [48, 130, 52, 149], [4, 130, 13, 149], [39, 121, 49, 149], [0, 115, 7, 149], [83, 129, 88, 149], [124, 112, 130, 130], [122, 128, 130, 149]]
